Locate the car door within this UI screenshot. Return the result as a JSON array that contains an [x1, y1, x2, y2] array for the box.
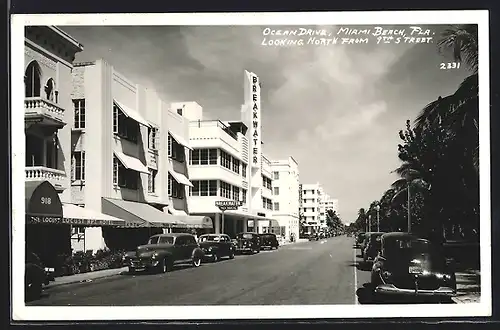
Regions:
[[185, 235, 198, 259], [222, 235, 231, 256], [174, 236, 188, 261]]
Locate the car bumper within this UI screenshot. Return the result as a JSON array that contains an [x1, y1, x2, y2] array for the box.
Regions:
[[375, 284, 456, 297], [236, 247, 253, 252], [128, 259, 160, 269]]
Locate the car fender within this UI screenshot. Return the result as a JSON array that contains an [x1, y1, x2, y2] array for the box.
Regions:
[[192, 248, 204, 259], [155, 251, 173, 261]]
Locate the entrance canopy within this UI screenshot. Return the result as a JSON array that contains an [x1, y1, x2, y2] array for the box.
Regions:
[[102, 198, 191, 228], [25, 181, 63, 223], [62, 204, 126, 227]]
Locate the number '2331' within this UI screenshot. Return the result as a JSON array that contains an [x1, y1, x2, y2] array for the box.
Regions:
[[440, 62, 461, 70]]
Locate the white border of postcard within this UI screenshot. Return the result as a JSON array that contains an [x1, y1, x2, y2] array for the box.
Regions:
[[11, 10, 491, 320]]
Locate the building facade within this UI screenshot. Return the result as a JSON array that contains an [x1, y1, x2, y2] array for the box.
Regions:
[[269, 157, 300, 240], [24, 26, 84, 264], [69, 59, 210, 252], [300, 183, 324, 234], [319, 193, 339, 227], [184, 70, 279, 238]]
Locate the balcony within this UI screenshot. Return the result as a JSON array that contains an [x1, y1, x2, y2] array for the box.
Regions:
[[25, 97, 66, 128], [25, 166, 67, 191]]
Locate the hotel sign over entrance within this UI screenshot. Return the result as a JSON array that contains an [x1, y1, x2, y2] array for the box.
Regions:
[[215, 200, 243, 234], [215, 200, 243, 211]]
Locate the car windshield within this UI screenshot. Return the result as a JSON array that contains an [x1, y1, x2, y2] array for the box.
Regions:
[[238, 233, 254, 239], [199, 235, 221, 242]]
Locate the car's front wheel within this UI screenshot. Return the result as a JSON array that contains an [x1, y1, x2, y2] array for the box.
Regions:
[[158, 258, 168, 273], [212, 253, 219, 263], [229, 250, 235, 259], [25, 276, 42, 301], [192, 256, 202, 267]]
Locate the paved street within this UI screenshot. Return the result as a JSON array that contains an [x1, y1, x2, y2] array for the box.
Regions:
[[29, 236, 375, 306]]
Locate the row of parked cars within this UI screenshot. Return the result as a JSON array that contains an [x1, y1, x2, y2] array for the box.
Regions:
[[354, 231, 457, 301], [122, 232, 280, 274]]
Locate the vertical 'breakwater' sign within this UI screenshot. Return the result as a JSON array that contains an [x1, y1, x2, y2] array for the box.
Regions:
[[251, 72, 261, 168]]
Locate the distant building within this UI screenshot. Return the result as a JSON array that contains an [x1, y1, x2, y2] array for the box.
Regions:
[[269, 157, 300, 240]]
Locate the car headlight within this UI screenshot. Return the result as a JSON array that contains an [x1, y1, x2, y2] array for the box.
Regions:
[[208, 247, 213, 251], [152, 253, 159, 259], [436, 273, 452, 280], [382, 270, 392, 279]]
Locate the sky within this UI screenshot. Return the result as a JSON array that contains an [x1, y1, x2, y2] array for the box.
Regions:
[[60, 24, 471, 224]]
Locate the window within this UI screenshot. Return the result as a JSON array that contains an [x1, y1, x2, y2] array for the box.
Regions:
[[148, 127, 159, 150], [262, 197, 273, 210], [25, 61, 41, 97], [232, 157, 240, 174], [274, 202, 280, 211], [242, 163, 247, 178], [273, 187, 279, 195], [148, 168, 157, 193], [190, 149, 217, 165], [73, 99, 86, 129], [113, 103, 139, 143], [262, 176, 272, 190], [220, 181, 231, 199], [168, 135, 185, 162], [190, 180, 217, 197], [45, 78, 56, 102], [242, 189, 247, 204], [177, 108, 183, 116], [232, 186, 240, 201], [113, 156, 138, 190], [168, 174, 184, 198], [71, 151, 85, 182], [220, 150, 231, 170], [273, 171, 279, 180]]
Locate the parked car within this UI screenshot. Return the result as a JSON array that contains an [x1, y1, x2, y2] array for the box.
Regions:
[[363, 232, 385, 264], [25, 251, 54, 301], [198, 234, 235, 262], [355, 232, 366, 248], [235, 232, 261, 254], [123, 233, 205, 273], [361, 232, 384, 260], [259, 233, 279, 250], [371, 232, 457, 299]]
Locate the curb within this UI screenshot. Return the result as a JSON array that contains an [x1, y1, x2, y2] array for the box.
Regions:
[[45, 267, 128, 289]]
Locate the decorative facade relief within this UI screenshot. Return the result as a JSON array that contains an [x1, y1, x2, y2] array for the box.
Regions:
[[25, 46, 57, 70]]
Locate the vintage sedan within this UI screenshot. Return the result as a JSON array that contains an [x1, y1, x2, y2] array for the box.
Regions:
[[198, 234, 235, 262], [259, 233, 279, 250], [25, 251, 55, 301], [235, 232, 261, 254], [362, 232, 385, 261], [371, 232, 456, 299], [123, 233, 205, 273]]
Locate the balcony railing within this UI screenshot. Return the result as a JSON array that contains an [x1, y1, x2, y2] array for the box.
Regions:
[[25, 97, 66, 126], [189, 120, 238, 141], [25, 166, 67, 190]]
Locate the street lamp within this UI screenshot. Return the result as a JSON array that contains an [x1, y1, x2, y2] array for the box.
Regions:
[[375, 204, 380, 232], [407, 180, 411, 233]]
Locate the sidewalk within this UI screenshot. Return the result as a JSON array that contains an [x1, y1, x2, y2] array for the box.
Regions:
[[452, 269, 481, 304], [45, 266, 128, 289]]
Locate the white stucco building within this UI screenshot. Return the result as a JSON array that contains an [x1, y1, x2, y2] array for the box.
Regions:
[[319, 193, 339, 226], [300, 183, 324, 234], [183, 70, 278, 238], [269, 157, 300, 240], [68, 59, 211, 252]]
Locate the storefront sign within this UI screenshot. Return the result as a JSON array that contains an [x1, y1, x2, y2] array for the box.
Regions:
[[247, 220, 254, 227], [28, 216, 123, 227], [215, 200, 242, 211], [251, 74, 261, 167]]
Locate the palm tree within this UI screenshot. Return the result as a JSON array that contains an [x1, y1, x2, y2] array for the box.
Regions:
[[438, 24, 478, 74]]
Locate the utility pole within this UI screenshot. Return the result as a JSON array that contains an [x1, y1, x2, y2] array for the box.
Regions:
[[407, 181, 411, 233]]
